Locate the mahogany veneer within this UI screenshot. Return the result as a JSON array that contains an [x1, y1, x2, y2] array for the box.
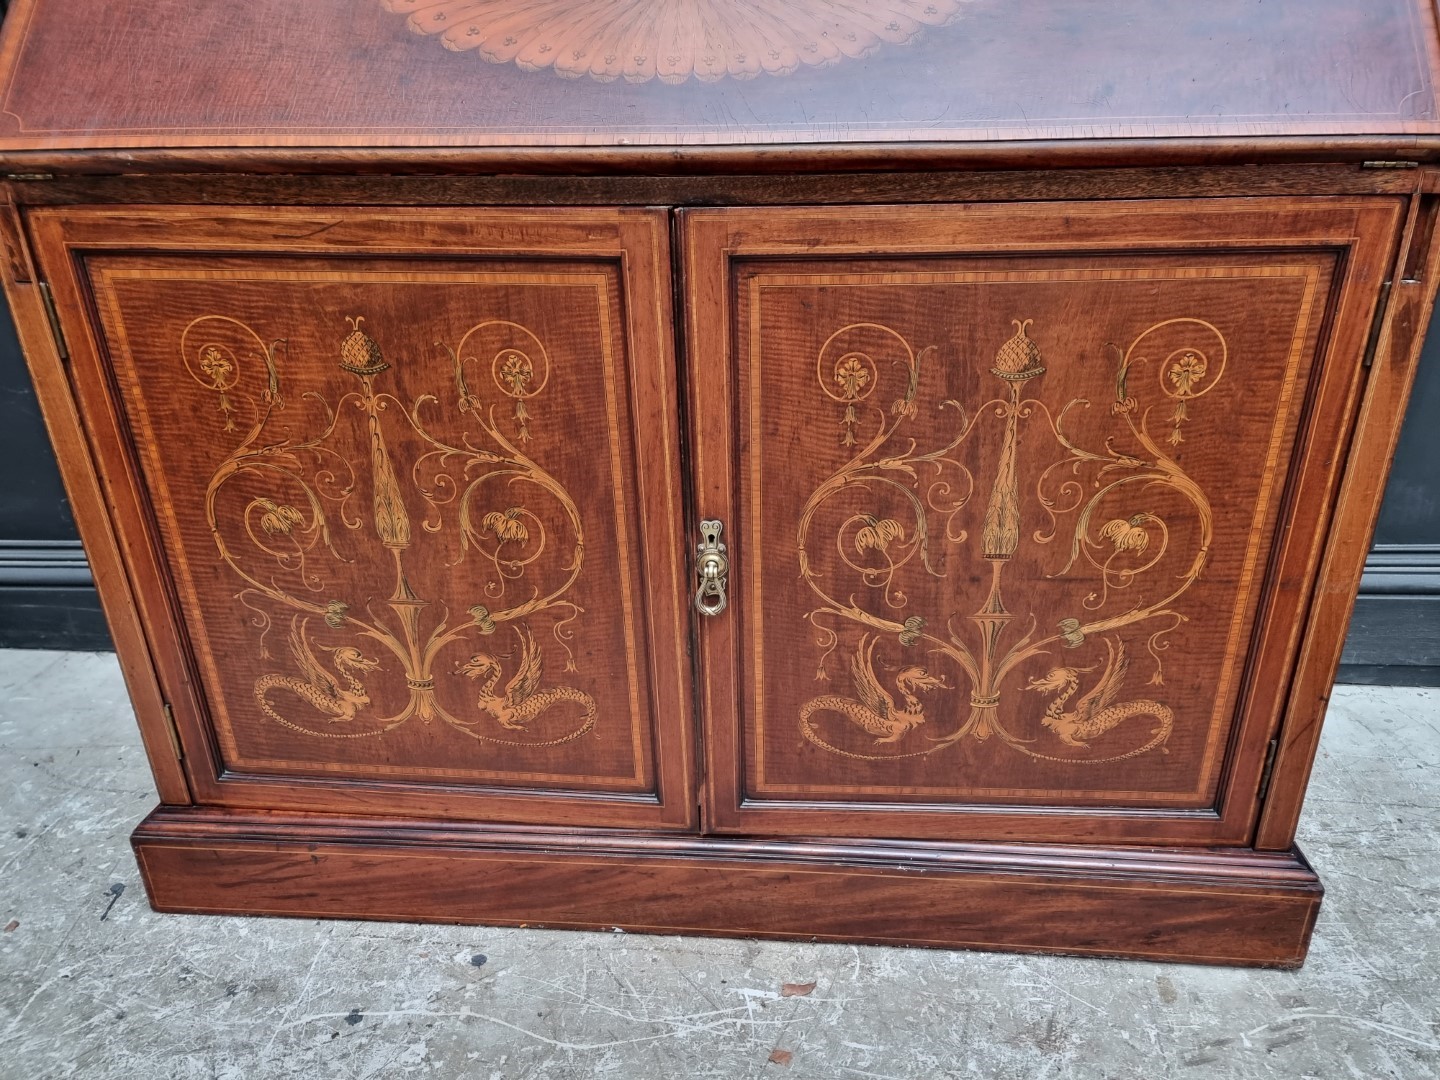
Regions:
[[1, 0, 1437, 966]]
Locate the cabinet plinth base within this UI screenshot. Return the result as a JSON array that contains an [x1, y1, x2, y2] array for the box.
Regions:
[[132, 807, 1323, 968]]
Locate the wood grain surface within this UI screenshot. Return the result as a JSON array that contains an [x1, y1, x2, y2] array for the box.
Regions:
[[0, 0, 1435, 155], [132, 806, 1325, 968]]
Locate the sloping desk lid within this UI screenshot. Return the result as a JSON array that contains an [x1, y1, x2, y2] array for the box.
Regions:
[[0, 0, 1438, 167]]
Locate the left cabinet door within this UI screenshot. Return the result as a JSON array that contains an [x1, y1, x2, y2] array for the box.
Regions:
[[29, 207, 696, 830]]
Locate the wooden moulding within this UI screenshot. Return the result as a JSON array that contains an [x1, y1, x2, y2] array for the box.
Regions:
[[2, 163, 1428, 211], [133, 808, 1322, 968], [0, 138, 1438, 178]]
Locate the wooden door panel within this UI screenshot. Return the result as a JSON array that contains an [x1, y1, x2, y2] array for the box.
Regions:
[[685, 199, 1400, 844], [31, 208, 695, 829]]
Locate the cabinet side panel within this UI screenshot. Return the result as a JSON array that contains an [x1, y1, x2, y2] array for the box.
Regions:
[[0, 197, 188, 802], [1258, 192, 1440, 848]]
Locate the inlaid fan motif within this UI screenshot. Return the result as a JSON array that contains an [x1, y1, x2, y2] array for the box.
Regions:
[[381, 0, 969, 84]]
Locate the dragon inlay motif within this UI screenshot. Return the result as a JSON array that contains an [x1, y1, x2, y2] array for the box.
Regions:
[[1026, 638, 1174, 751], [460, 623, 598, 735], [798, 634, 949, 756]]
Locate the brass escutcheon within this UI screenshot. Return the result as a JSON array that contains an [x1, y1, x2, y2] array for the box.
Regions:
[[694, 519, 729, 617]]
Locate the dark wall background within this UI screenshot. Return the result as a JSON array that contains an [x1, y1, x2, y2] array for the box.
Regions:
[[0, 303, 109, 649], [1339, 319, 1440, 686], [0, 293, 1434, 680]]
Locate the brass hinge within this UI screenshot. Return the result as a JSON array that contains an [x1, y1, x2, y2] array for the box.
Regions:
[[1361, 160, 1420, 169], [161, 703, 184, 763], [1361, 279, 1394, 369], [36, 281, 68, 361], [1257, 738, 1280, 801], [4, 172, 53, 181]]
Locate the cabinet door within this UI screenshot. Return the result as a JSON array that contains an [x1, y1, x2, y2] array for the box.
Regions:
[[32, 208, 695, 830], [684, 199, 1400, 844]]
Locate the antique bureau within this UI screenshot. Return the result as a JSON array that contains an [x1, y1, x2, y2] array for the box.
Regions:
[[0, 0, 1436, 968]]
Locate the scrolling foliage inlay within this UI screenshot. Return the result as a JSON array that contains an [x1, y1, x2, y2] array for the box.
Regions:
[[799, 318, 1224, 764], [182, 313, 596, 748]]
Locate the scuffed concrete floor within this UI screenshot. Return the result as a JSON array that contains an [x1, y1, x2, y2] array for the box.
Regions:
[[0, 650, 1436, 1079]]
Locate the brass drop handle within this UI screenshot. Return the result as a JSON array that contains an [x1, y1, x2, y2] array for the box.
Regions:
[[694, 519, 729, 617]]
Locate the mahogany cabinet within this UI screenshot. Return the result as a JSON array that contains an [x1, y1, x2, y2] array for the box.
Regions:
[[1, 0, 1438, 967]]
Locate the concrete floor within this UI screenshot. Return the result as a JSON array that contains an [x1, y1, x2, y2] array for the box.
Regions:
[[0, 650, 1436, 1080]]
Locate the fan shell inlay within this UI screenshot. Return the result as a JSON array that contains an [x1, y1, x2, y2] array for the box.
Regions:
[[381, 0, 969, 84]]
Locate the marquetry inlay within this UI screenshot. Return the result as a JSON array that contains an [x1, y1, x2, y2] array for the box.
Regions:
[[381, 0, 968, 83]]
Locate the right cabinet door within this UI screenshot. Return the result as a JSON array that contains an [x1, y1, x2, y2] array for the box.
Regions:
[[684, 198, 1401, 845]]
